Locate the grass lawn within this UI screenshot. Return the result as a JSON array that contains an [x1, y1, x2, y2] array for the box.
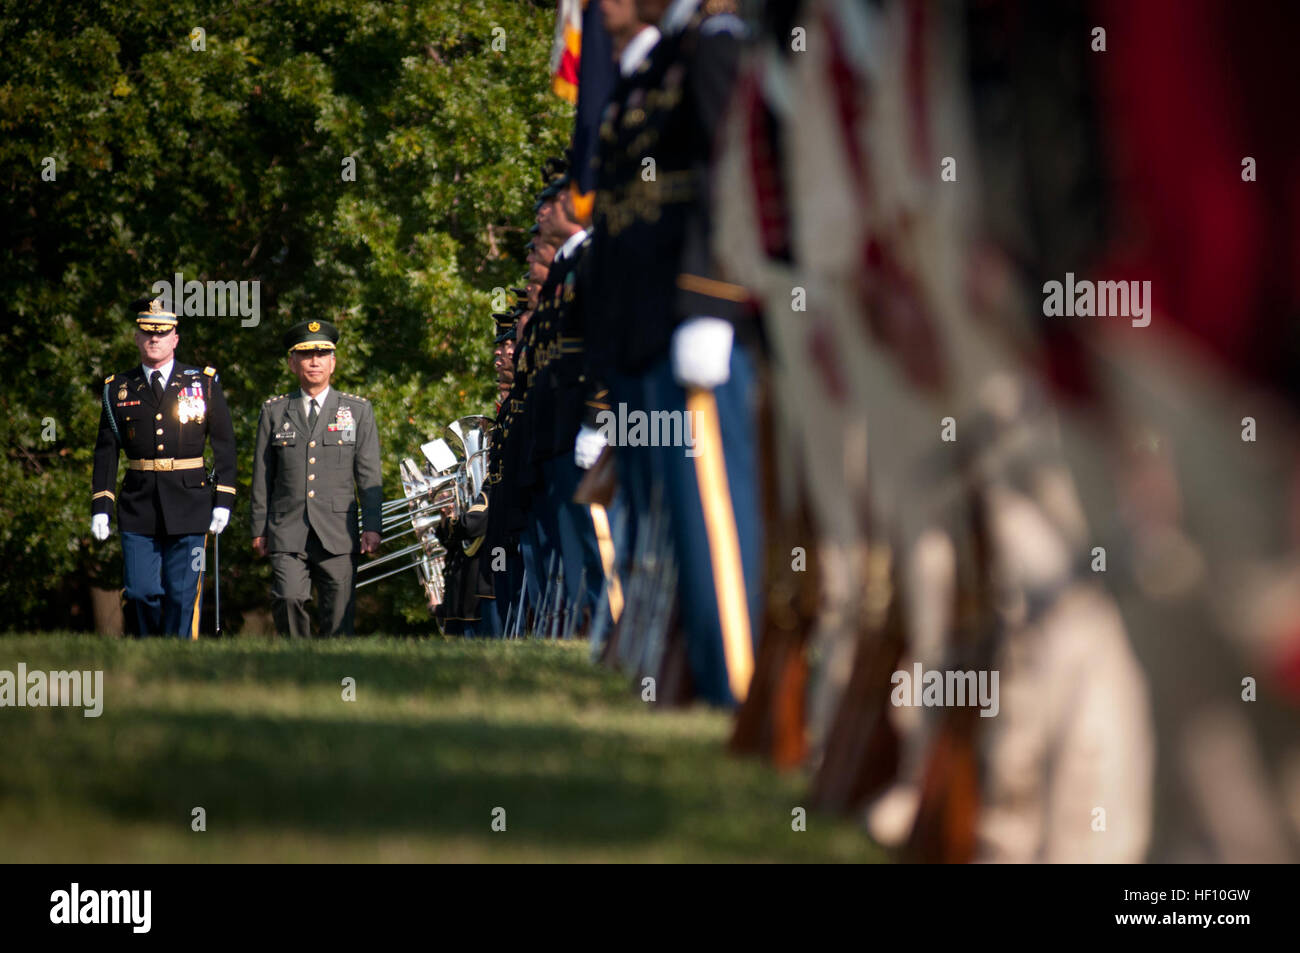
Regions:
[[0, 635, 883, 862]]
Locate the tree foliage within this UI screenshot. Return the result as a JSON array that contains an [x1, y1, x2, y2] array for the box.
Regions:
[[0, 0, 569, 631]]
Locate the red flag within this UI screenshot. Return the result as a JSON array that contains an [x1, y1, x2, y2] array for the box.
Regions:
[[550, 0, 583, 103]]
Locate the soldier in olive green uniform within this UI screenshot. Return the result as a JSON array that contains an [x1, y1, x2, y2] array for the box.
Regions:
[[249, 320, 383, 637]]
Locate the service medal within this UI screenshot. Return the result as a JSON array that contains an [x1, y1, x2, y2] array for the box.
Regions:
[[118, 386, 127, 401], [177, 386, 206, 425]]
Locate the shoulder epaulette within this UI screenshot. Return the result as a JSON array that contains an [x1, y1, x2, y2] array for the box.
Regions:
[[338, 392, 369, 402], [104, 374, 114, 384], [264, 393, 290, 405]]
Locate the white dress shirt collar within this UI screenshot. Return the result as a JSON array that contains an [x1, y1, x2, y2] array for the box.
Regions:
[[141, 359, 174, 387], [620, 26, 661, 76], [556, 228, 589, 261], [302, 385, 330, 418]]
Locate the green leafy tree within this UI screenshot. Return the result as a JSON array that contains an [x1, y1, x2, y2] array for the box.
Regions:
[[0, 0, 569, 632]]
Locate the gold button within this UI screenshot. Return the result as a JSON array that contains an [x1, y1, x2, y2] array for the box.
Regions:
[[308, 473, 315, 481], [155, 413, 162, 421], [157, 444, 164, 451], [309, 440, 316, 448], [156, 428, 163, 435], [307, 490, 315, 498], [309, 457, 316, 464]]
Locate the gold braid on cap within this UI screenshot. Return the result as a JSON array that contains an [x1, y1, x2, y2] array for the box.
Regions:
[[138, 298, 177, 319]]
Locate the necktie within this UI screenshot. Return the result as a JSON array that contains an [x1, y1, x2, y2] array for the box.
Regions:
[[308, 398, 319, 433], [151, 371, 164, 404]]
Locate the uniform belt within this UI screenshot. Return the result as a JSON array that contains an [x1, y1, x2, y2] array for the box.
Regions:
[[126, 457, 205, 471]]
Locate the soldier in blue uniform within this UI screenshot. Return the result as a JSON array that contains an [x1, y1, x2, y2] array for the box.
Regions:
[[530, 183, 610, 635], [486, 302, 533, 633], [91, 297, 237, 638], [587, 0, 762, 704]]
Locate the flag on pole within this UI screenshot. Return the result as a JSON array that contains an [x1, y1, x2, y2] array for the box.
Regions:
[[569, 0, 614, 222], [550, 0, 584, 103]]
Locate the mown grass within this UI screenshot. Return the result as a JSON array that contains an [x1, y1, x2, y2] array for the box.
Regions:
[[0, 634, 883, 862]]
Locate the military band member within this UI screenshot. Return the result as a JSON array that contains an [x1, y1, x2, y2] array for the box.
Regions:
[[249, 320, 383, 637], [493, 319, 516, 410], [91, 297, 237, 638]]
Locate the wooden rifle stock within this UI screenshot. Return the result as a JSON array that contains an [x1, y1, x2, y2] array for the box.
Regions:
[[903, 487, 997, 863], [808, 582, 904, 813], [730, 385, 814, 767]]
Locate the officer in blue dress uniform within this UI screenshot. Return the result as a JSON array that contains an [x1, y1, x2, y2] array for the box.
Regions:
[[587, 0, 762, 704], [91, 297, 237, 638]]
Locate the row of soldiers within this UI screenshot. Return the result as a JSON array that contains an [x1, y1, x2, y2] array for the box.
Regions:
[[441, 0, 1300, 863], [438, 0, 762, 716]]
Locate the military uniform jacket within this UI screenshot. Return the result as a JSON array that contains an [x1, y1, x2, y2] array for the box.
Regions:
[[529, 236, 593, 463], [486, 321, 538, 548], [249, 389, 382, 556], [588, 9, 750, 376], [92, 363, 237, 536]]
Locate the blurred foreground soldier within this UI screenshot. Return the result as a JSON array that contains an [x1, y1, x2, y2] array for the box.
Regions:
[[249, 320, 382, 637], [589, 0, 761, 704], [713, 0, 1157, 860], [91, 297, 237, 637]]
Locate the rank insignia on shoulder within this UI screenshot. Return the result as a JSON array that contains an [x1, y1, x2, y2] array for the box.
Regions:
[[104, 374, 114, 384]]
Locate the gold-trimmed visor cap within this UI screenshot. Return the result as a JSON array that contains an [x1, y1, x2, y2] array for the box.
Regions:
[[136, 298, 178, 333], [284, 319, 339, 352]]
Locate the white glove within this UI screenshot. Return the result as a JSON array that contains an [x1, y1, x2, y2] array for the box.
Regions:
[[208, 507, 230, 534], [91, 513, 111, 541], [574, 425, 608, 470], [670, 317, 733, 389]]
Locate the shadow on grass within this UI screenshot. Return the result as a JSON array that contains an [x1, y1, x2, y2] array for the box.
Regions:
[[0, 636, 882, 860], [3, 707, 808, 857], [0, 636, 633, 707]]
